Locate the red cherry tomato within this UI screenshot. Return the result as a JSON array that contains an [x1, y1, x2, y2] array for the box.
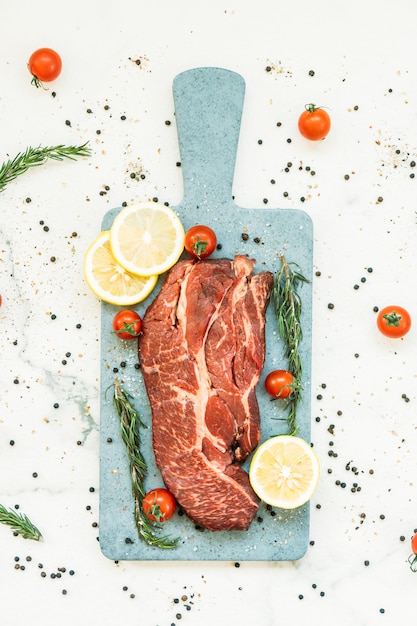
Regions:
[[376, 305, 411, 338], [112, 309, 142, 340], [28, 48, 62, 88], [184, 225, 217, 259], [264, 369, 294, 399], [142, 488, 176, 523], [298, 104, 331, 141]]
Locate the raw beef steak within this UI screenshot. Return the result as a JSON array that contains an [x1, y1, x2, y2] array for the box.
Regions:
[[138, 256, 273, 531]]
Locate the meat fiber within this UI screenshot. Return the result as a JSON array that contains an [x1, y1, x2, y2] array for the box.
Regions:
[[138, 256, 274, 531]]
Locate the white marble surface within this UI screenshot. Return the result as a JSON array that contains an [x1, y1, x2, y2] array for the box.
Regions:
[[1, 1, 417, 624]]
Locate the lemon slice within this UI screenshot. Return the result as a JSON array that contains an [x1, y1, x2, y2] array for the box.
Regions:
[[109, 201, 185, 277], [249, 435, 320, 509], [84, 231, 157, 305]]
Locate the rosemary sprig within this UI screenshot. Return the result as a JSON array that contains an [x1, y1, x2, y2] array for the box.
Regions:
[[0, 504, 42, 541], [112, 379, 179, 549], [273, 254, 310, 436], [0, 142, 91, 193]]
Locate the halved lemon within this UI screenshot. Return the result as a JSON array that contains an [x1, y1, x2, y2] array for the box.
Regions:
[[109, 201, 185, 277], [84, 231, 157, 305], [249, 435, 320, 509]]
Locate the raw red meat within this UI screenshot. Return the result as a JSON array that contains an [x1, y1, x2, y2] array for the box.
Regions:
[[138, 256, 273, 531]]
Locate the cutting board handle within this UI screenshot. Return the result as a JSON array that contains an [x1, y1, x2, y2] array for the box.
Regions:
[[173, 67, 245, 207]]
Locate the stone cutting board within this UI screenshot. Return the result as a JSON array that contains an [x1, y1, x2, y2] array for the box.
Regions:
[[99, 67, 314, 561]]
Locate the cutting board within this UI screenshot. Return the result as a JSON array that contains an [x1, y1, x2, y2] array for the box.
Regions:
[[99, 67, 314, 561]]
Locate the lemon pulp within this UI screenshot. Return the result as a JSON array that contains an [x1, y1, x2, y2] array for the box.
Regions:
[[249, 435, 320, 509]]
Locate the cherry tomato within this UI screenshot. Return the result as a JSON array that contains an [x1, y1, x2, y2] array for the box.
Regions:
[[142, 488, 176, 523], [376, 305, 411, 338], [112, 309, 142, 340], [184, 225, 217, 259], [28, 48, 62, 88], [264, 369, 294, 399], [298, 104, 331, 141]]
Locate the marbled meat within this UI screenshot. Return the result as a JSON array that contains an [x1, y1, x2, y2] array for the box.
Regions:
[[138, 255, 274, 531]]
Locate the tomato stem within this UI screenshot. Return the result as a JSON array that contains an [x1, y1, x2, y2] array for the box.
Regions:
[[191, 236, 208, 258], [30, 74, 46, 89], [383, 311, 402, 327], [409, 554, 417, 571]]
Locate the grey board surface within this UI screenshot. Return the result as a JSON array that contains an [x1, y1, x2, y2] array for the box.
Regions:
[[99, 67, 314, 561]]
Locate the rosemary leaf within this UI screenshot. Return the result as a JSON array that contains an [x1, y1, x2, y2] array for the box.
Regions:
[[0, 504, 42, 541], [272, 254, 310, 436], [0, 142, 91, 193], [112, 379, 179, 549]]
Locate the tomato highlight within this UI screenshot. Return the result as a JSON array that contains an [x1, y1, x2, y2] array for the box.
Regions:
[[298, 104, 331, 141], [376, 305, 411, 339], [142, 488, 176, 523], [112, 309, 142, 340]]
